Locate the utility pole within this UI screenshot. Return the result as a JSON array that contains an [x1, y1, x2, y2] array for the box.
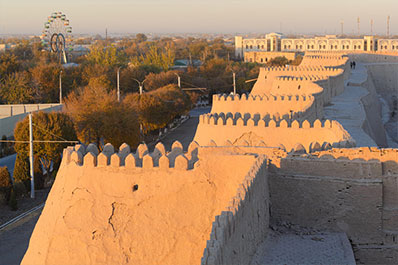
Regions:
[[233, 72, 236, 95], [371, 19, 374, 35], [117, 67, 121, 102], [357, 17, 360, 36], [29, 113, 34, 199], [340, 20, 344, 36], [133, 79, 146, 95], [387, 15, 390, 37], [59, 70, 62, 104]]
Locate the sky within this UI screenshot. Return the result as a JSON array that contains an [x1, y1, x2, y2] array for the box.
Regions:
[[0, 0, 397, 36]]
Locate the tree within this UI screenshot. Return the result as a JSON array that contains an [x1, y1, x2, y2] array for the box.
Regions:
[[65, 85, 140, 149], [13, 154, 30, 184], [144, 70, 180, 91], [14, 111, 77, 180], [135, 33, 148, 43], [0, 52, 20, 77], [86, 44, 126, 68], [131, 44, 175, 71], [124, 84, 191, 134], [0, 71, 34, 104], [267, 56, 289, 67], [31, 63, 62, 102], [0, 166, 11, 188]]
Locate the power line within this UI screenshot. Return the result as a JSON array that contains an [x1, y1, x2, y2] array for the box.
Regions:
[[0, 140, 79, 144]]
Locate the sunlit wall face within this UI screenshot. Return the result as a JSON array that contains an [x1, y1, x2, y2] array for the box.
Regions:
[[0, 0, 396, 35]]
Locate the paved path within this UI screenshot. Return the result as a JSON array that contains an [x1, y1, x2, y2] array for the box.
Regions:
[[251, 231, 356, 265], [0, 211, 41, 265], [324, 63, 377, 147]]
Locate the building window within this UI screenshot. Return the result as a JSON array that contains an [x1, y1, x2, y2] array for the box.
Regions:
[[312, 45, 314, 49], [246, 45, 248, 49], [335, 45, 338, 49], [331, 45, 333, 49], [250, 45, 253, 49], [296, 45, 298, 49], [250, 58, 253, 62], [385, 45, 388, 49], [261, 45, 264, 49], [258, 45, 260, 49], [288, 45, 291, 49], [307, 45, 310, 49], [284, 45, 287, 49], [300, 45, 303, 49], [358, 45, 361, 49], [323, 45, 326, 49], [354, 45, 357, 49], [260, 58, 263, 62]]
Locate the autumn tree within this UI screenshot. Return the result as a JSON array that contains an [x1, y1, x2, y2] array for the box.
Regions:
[[131, 44, 175, 71], [14, 111, 77, 180], [124, 84, 191, 133], [65, 85, 140, 149], [0, 71, 34, 104], [86, 44, 127, 68], [31, 63, 62, 102], [144, 70, 180, 91]]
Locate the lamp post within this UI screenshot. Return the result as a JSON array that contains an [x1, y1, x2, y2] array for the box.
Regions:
[[117, 67, 121, 102], [174, 73, 181, 89], [133, 79, 146, 95], [59, 70, 63, 104], [233, 72, 236, 95]]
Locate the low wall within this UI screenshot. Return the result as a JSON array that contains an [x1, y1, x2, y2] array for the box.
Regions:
[[194, 115, 353, 151], [0, 104, 62, 137], [201, 155, 269, 265]]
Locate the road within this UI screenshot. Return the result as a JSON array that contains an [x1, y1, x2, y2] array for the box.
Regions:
[[0, 153, 17, 177], [0, 107, 210, 265]]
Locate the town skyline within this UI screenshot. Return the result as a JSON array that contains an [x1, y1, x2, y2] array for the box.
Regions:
[[0, 0, 397, 35]]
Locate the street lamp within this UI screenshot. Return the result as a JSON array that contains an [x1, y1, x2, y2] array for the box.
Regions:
[[117, 67, 121, 102], [174, 73, 181, 89], [59, 70, 63, 104], [232, 72, 236, 95], [133, 78, 146, 95]]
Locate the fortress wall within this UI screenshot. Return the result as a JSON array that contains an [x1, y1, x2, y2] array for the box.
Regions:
[[350, 53, 398, 64], [210, 93, 315, 120], [0, 104, 63, 137], [193, 116, 353, 151], [365, 63, 398, 94], [269, 148, 398, 264], [201, 155, 269, 265], [22, 142, 259, 265]]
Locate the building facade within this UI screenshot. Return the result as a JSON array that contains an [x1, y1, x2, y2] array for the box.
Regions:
[[235, 34, 398, 59]]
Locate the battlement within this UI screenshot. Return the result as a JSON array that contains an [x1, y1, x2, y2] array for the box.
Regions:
[[200, 113, 335, 128], [263, 65, 344, 73], [212, 93, 314, 102], [62, 141, 199, 171]]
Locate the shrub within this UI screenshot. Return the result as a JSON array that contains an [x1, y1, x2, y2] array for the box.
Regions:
[[13, 154, 30, 184], [0, 167, 12, 205], [9, 188, 17, 211]]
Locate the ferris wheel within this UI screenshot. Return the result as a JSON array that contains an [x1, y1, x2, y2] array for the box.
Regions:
[[41, 12, 72, 64]]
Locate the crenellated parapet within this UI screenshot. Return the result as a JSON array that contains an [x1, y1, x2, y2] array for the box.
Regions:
[[62, 141, 199, 171], [194, 114, 353, 152], [201, 155, 269, 265]]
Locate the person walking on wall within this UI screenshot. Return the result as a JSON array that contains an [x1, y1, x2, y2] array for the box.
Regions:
[[353, 61, 356, 69]]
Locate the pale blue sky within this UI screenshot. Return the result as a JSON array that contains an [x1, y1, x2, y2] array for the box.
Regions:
[[0, 0, 396, 35]]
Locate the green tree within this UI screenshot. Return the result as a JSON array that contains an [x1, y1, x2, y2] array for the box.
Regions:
[[65, 85, 140, 149], [86, 44, 126, 67], [14, 112, 77, 180], [0, 71, 34, 104], [131, 44, 175, 71]]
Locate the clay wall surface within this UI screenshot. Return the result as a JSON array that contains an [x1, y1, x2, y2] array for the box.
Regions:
[[270, 147, 398, 264], [210, 93, 315, 121], [193, 115, 353, 151], [22, 142, 259, 265], [0, 104, 63, 137], [201, 155, 269, 265], [244, 51, 296, 63]]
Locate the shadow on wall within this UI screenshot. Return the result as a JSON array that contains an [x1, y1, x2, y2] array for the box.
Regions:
[[269, 148, 398, 264]]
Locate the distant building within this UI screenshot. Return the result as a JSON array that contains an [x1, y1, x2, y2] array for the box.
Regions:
[[235, 33, 398, 59], [244, 51, 297, 64]]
